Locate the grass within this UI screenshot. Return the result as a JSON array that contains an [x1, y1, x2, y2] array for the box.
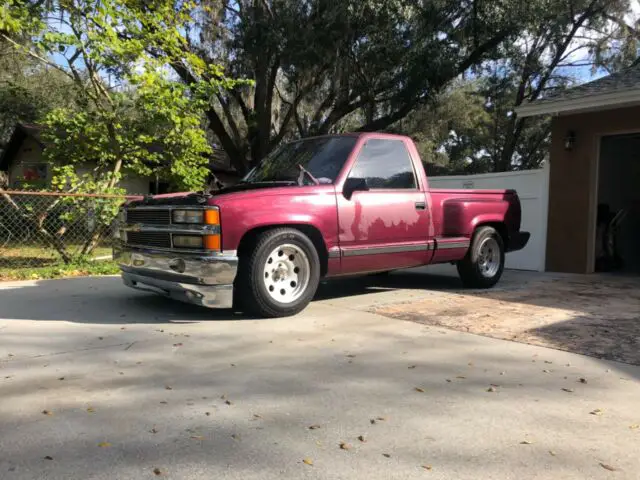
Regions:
[[0, 260, 120, 281], [0, 245, 118, 281]]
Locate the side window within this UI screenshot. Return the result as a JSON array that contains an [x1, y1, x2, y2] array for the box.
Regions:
[[348, 139, 417, 189]]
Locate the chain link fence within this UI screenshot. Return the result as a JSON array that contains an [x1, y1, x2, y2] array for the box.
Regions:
[[0, 190, 138, 277]]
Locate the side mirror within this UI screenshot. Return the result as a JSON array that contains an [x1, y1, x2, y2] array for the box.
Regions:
[[343, 177, 368, 200]]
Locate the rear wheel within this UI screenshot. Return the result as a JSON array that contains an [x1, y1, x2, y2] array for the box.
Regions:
[[235, 228, 321, 317], [457, 226, 505, 288]]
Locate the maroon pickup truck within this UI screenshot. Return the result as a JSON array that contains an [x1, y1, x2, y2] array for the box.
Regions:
[[114, 133, 529, 317]]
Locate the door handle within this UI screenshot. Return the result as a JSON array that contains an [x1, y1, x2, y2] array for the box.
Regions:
[[415, 201, 426, 210]]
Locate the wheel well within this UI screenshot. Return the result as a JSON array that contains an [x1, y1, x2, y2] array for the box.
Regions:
[[476, 222, 508, 250], [236, 224, 329, 276]]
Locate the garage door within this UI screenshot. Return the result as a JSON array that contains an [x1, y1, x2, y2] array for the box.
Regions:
[[429, 165, 549, 271]]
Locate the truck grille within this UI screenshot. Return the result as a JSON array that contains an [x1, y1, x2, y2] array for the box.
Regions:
[[126, 209, 171, 225], [127, 231, 171, 249]]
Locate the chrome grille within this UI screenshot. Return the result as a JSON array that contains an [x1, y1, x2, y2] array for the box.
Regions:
[[126, 209, 171, 225], [127, 231, 171, 249]]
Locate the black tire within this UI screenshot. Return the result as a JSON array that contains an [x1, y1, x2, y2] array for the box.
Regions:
[[456, 226, 505, 288], [235, 228, 321, 318]]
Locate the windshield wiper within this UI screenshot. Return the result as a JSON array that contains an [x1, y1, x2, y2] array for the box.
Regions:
[[297, 164, 320, 185]]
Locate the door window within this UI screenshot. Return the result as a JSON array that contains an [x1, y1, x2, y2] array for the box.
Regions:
[[348, 139, 416, 189]]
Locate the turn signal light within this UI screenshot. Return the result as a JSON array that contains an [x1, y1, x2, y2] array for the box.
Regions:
[[204, 234, 221, 250], [204, 209, 220, 225]]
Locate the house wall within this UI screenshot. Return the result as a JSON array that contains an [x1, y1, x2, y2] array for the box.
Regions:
[[547, 105, 640, 273], [7, 137, 50, 188]]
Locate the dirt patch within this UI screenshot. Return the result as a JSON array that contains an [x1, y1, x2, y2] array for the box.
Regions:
[[370, 275, 640, 365]]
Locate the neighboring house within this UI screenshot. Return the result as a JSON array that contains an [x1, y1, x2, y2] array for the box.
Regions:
[[0, 123, 240, 194], [517, 63, 640, 275]]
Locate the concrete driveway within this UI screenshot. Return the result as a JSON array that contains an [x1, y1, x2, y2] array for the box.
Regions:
[[1, 267, 640, 479]]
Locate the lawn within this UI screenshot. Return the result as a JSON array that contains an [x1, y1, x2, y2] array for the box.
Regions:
[[0, 244, 117, 280]]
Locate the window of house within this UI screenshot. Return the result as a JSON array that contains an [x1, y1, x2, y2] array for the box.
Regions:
[[348, 139, 417, 189]]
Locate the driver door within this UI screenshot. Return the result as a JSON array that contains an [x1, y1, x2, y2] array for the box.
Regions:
[[337, 138, 430, 274]]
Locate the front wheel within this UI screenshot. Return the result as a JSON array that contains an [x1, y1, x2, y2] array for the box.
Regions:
[[456, 226, 505, 288], [235, 228, 321, 317]]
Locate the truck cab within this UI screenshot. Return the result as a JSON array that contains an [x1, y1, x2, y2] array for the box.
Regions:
[[114, 133, 529, 317]]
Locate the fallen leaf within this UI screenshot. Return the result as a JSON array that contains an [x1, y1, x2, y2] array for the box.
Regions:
[[629, 424, 639, 430], [500, 371, 506, 375], [422, 465, 432, 470], [230, 363, 236, 367], [382, 453, 391, 458], [165, 386, 173, 390], [308, 424, 321, 430], [468, 362, 474, 366], [159, 401, 168, 405], [544, 361, 553, 364], [302, 458, 313, 466], [58, 377, 65, 381], [358, 435, 366, 442], [205, 412, 211, 416], [445, 379, 452, 383], [579, 378, 587, 384], [231, 434, 241, 440], [339, 442, 352, 450], [590, 409, 604, 416], [543, 369, 551, 373], [408, 365, 417, 369], [487, 387, 497, 393], [173, 343, 183, 347], [520, 440, 533, 445], [42, 410, 52, 416], [600, 463, 616, 472], [415, 387, 425, 393], [346, 354, 356, 358], [153, 467, 163, 476], [44, 456, 53, 461], [456, 376, 466, 379], [562, 388, 574, 393], [97, 442, 111, 448], [86, 407, 95, 413], [549, 451, 557, 456], [370, 419, 377, 424], [377, 416, 387, 421], [225, 400, 233, 405], [150, 427, 158, 434], [252, 414, 262, 419], [190, 435, 204, 440]]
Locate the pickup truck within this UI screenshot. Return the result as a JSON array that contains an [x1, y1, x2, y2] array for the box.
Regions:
[[114, 133, 529, 317]]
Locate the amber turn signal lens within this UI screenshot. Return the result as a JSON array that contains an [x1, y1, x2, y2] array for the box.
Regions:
[[204, 209, 220, 225], [203, 234, 221, 250]]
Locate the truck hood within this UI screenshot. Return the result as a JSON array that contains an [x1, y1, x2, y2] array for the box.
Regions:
[[126, 182, 300, 207]]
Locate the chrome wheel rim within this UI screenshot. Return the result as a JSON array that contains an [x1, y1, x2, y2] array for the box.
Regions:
[[263, 244, 311, 303], [478, 237, 500, 278]]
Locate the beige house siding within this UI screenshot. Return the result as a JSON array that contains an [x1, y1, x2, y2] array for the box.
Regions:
[[546, 105, 640, 273], [6, 138, 153, 195]]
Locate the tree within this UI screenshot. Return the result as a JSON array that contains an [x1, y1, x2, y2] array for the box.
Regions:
[[0, 40, 77, 145], [112, 0, 564, 173]]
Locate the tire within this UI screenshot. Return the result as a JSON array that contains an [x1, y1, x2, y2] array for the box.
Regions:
[[456, 226, 505, 289], [235, 228, 321, 318]]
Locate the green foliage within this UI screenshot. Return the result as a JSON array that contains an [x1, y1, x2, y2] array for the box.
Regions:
[[3, 0, 241, 193]]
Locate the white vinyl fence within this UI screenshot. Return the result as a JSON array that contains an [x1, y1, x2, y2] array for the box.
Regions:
[[429, 164, 550, 271]]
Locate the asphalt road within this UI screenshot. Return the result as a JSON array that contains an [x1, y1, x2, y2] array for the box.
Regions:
[[1, 268, 639, 479]]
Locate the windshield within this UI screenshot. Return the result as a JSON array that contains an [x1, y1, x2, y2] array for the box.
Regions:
[[242, 136, 357, 185]]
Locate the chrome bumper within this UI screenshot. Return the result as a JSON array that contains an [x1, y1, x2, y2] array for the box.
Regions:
[[113, 244, 238, 308]]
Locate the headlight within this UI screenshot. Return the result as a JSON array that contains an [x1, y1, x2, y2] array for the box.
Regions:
[[173, 210, 204, 224], [172, 235, 204, 249]]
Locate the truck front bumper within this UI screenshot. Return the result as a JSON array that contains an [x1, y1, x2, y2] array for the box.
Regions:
[[113, 245, 238, 309]]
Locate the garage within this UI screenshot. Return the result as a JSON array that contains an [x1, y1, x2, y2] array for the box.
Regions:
[[517, 64, 640, 274], [596, 134, 640, 273]]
